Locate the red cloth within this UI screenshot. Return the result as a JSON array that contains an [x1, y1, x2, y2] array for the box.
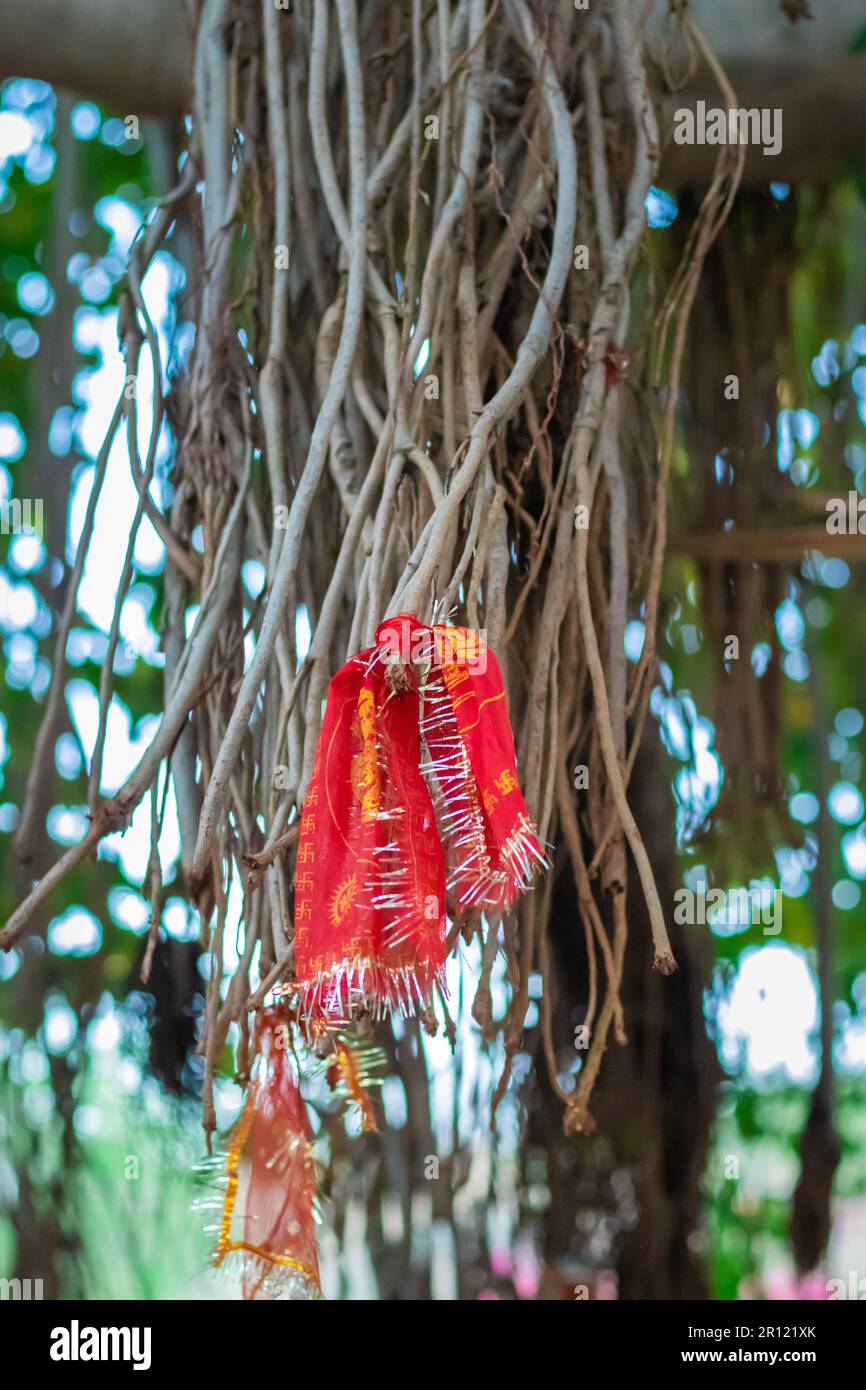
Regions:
[[214, 1007, 320, 1300], [294, 615, 546, 1028]]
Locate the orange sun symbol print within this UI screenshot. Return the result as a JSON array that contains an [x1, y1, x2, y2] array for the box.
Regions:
[[329, 873, 357, 927]]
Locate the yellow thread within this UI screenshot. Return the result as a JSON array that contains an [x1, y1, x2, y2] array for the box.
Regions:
[[455, 689, 505, 733], [335, 1043, 378, 1132], [213, 1084, 258, 1267], [220, 1240, 319, 1281], [357, 686, 380, 822]]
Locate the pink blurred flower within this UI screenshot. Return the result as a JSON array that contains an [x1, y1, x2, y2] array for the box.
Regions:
[[760, 1269, 828, 1300]]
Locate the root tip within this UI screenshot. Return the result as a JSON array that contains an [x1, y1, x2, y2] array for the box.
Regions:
[[653, 950, 678, 976]]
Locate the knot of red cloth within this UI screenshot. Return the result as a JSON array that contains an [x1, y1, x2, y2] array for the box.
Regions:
[[373, 611, 425, 645], [374, 612, 432, 666]]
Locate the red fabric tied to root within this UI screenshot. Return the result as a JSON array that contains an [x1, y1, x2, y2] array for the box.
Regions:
[[294, 614, 546, 1028], [213, 1007, 320, 1300]]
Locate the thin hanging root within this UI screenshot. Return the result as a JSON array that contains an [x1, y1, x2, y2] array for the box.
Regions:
[[564, 894, 629, 1137], [575, 459, 677, 976]]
